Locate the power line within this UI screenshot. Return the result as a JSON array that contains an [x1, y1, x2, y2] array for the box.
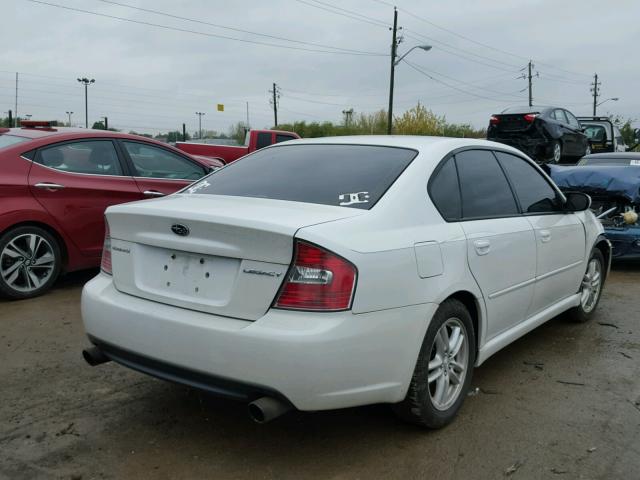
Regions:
[[95, 0, 384, 56], [25, 0, 385, 56]]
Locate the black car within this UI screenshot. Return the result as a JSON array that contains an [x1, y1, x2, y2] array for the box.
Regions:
[[487, 106, 590, 163]]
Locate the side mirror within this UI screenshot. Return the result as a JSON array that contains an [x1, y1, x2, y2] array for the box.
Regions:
[[564, 192, 591, 212]]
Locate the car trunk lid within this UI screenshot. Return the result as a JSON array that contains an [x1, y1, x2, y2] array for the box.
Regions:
[[105, 194, 364, 320], [491, 113, 536, 133]]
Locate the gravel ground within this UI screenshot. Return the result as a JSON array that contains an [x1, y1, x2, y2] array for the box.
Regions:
[[1, 266, 639, 480]]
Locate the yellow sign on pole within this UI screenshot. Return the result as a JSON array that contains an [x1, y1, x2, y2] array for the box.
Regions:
[[217, 104, 224, 112]]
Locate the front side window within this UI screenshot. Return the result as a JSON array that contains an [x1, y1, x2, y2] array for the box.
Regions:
[[455, 150, 518, 219], [37, 140, 123, 175], [184, 144, 418, 210], [495, 151, 560, 213], [122, 141, 205, 180], [429, 157, 461, 221], [255, 132, 272, 149]]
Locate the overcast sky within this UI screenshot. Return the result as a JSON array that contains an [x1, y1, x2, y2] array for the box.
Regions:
[[1, 0, 638, 135]]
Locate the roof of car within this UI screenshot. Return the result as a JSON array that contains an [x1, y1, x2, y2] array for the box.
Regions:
[[272, 135, 529, 161], [2, 126, 157, 141]]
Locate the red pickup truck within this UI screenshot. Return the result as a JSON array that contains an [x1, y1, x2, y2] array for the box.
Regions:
[[176, 129, 300, 164]]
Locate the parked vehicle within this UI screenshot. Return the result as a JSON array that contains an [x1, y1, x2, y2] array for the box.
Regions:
[[578, 152, 640, 166], [549, 155, 640, 259], [176, 129, 300, 164], [81, 136, 610, 428], [487, 106, 591, 163], [0, 121, 222, 299], [577, 117, 628, 153]]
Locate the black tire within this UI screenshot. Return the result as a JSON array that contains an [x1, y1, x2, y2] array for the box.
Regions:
[[0, 225, 62, 299], [567, 249, 605, 323], [548, 140, 562, 164], [393, 299, 476, 428]]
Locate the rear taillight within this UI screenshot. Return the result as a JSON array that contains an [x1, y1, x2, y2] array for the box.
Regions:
[[524, 113, 537, 122], [489, 115, 500, 125], [100, 220, 112, 275], [274, 240, 357, 311]]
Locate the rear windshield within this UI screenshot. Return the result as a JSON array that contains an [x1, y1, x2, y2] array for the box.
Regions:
[[0, 134, 30, 149], [184, 144, 418, 209], [500, 106, 547, 114], [579, 156, 639, 166]]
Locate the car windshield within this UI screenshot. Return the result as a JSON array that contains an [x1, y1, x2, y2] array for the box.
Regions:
[[578, 156, 640, 166], [182, 144, 418, 209], [583, 125, 608, 142], [0, 134, 30, 149]]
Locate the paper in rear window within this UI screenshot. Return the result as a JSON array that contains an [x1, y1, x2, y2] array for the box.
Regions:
[[183, 144, 418, 209]]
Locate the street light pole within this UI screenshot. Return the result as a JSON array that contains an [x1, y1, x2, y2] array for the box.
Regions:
[[77, 77, 95, 128], [595, 97, 619, 114], [66, 111, 73, 126], [195, 112, 205, 139]]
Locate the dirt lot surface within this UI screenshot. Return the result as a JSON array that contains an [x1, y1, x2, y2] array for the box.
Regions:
[[1, 266, 639, 480]]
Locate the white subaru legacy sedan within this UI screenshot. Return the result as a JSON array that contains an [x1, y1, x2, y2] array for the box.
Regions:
[[81, 136, 610, 428]]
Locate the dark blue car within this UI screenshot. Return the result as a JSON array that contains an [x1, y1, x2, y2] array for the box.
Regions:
[[548, 153, 640, 260]]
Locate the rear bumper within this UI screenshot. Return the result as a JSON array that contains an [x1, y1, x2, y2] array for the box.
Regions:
[[81, 274, 437, 411], [488, 136, 550, 159]]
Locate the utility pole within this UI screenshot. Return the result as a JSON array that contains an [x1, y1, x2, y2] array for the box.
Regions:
[[591, 73, 600, 116], [269, 83, 280, 127], [195, 112, 205, 139], [387, 7, 399, 134], [103, 116, 108, 130], [342, 108, 354, 127], [14, 73, 18, 127], [77, 77, 95, 128], [527, 60, 533, 107], [7, 110, 12, 128], [182, 123, 187, 142], [66, 111, 73, 126], [246, 101, 250, 128]]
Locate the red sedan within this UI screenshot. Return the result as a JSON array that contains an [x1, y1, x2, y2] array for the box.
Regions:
[[0, 122, 223, 299]]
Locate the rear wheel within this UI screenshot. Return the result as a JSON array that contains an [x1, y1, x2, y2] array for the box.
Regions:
[[0, 226, 62, 299], [567, 249, 604, 323], [393, 299, 476, 428], [548, 140, 562, 163]]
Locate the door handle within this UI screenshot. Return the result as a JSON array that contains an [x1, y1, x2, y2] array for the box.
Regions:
[[143, 190, 165, 197], [473, 239, 491, 256], [540, 229, 551, 243], [34, 182, 65, 190]]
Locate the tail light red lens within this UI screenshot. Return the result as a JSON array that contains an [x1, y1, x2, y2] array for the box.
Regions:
[[524, 113, 537, 122], [489, 115, 500, 125], [100, 220, 112, 275], [274, 240, 357, 311]]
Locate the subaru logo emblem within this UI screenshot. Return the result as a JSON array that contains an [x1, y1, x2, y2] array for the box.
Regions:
[[171, 224, 190, 236]]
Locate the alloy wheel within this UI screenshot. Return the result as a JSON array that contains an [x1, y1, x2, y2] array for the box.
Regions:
[[553, 143, 562, 163], [0, 233, 56, 293], [580, 258, 602, 313], [427, 317, 468, 411]]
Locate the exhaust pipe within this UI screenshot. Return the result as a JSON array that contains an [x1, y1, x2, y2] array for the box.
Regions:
[[82, 346, 111, 366], [248, 397, 292, 424]]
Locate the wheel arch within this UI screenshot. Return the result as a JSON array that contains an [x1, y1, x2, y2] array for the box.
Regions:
[[443, 290, 482, 357], [593, 235, 612, 280]]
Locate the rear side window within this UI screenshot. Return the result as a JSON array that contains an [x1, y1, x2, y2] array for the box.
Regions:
[[276, 134, 295, 143], [255, 132, 272, 149], [0, 135, 30, 149], [495, 152, 560, 213], [185, 144, 418, 210], [429, 158, 461, 221], [455, 150, 518, 219], [36, 140, 123, 176]]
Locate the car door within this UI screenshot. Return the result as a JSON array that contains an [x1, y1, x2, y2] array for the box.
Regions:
[[564, 110, 588, 156], [551, 109, 576, 155], [495, 151, 585, 315], [28, 139, 142, 257], [455, 149, 537, 340], [118, 140, 208, 198]]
